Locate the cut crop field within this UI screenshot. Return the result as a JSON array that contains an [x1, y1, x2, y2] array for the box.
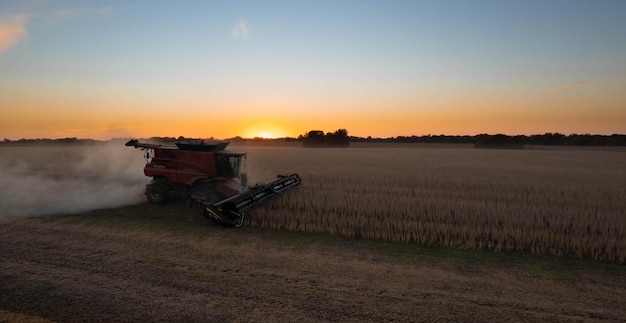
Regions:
[[236, 143, 626, 263], [2, 203, 626, 322]]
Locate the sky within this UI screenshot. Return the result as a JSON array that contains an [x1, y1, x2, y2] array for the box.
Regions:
[[1, 0, 625, 140]]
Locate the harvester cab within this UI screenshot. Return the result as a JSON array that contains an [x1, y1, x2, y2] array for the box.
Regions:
[[125, 139, 301, 227]]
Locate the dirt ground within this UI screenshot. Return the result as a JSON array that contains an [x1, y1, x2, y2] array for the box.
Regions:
[[1, 203, 625, 322]]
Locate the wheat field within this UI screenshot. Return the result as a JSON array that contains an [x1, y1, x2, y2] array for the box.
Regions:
[[236, 143, 626, 262]]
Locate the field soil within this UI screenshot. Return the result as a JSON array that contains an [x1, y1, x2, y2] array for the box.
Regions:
[[1, 203, 625, 322]]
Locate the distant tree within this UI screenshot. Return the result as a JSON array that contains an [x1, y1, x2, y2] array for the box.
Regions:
[[331, 128, 350, 146], [301, 129, 350, 147], [609, 134, 626, 146], [474, 134, 524, 149]]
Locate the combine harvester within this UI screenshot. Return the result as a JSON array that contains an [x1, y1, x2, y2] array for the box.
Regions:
[[125, 139, 301, 227]]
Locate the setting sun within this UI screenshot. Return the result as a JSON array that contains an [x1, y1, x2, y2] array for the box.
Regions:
[[241, 123, 289, 139]]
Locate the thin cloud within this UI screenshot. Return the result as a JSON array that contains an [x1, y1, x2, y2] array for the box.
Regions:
[[51, 6, 112, 22], [0, 4, 112, 53], [551, 76, 609, 90], [0, 14, 28, 52], [232, 21, 249, 38]]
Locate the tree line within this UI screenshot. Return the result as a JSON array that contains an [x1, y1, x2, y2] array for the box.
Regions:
[[4, 132, 626, 147], [299, 129, 350, 147], [1, 137, 102, 145], [350, 133, 626, 147]]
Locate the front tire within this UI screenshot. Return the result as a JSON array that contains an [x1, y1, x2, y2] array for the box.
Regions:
[[146, 183, 168, 204]]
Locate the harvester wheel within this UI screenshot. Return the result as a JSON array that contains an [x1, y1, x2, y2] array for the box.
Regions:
[[146, 184, 168, 204]]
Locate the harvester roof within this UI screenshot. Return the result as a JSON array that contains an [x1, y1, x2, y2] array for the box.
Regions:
[[125, 139, 238, 153]]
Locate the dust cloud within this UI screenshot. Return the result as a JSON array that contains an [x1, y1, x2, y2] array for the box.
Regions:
[[0, 142, 148, 218]]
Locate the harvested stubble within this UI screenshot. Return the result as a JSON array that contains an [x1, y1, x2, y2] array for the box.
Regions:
[[238, 143, 626, 262]]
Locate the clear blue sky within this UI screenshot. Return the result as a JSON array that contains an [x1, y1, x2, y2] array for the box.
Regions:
[[1, 0, 625, 139]]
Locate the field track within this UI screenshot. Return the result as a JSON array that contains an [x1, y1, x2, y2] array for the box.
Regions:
[[1, 203, 626, 322]]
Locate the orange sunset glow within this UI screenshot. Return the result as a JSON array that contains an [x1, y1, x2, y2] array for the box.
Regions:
[[1, 1, 625, 140]]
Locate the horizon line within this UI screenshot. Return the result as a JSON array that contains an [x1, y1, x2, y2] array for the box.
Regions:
[[3, 132, 626, 142]]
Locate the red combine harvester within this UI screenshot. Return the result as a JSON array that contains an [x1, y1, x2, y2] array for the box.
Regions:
[[125, 139, 301, 227]]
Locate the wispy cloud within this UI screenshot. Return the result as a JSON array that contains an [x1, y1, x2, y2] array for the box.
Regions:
[[0, 14, 28, 52], [551, 76, 610, 90], [51, 6, 112, 22], [232, 21, 249, 39], [0, 3, 112, 53]]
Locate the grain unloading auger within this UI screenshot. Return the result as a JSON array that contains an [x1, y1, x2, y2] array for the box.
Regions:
[[125, 139, 301, 227]]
